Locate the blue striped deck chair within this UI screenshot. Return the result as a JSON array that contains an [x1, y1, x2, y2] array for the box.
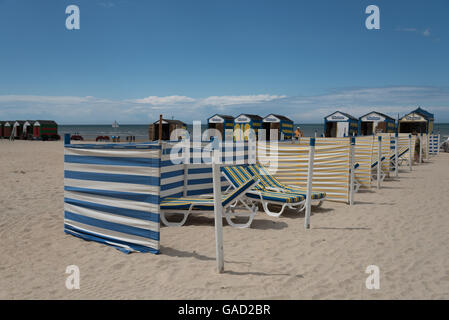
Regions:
[[371, 156, 387, 182], [222, 165, 306, 217], [352, 163, 362, 193], [160, 176, 259, 228], [245, 164, 326, 207], [390, 147, 410, 169]]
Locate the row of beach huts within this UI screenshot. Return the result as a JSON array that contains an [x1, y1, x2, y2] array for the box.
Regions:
[[0, 120, 59, 140], [148, 107, 435, 141]]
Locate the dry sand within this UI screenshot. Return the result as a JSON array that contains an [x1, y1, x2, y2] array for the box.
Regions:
[[0, 140, 448, 299]]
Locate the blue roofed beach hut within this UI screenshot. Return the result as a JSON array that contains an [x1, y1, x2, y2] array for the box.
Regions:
[[359, 111, 396, 135], [398, 107, 434, 134], [262, 114, 294, 140], [207, 114, 234, 140], [324, 111, 359, 137], [233, 114, 262, 141]]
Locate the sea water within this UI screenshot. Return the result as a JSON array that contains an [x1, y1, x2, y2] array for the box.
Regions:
[[59, 123, 449, 141]]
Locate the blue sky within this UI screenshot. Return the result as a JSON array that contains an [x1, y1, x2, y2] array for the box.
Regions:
[[0, 0, 448, 123]]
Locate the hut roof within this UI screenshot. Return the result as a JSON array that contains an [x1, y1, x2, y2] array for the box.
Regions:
[[34, 120, 57, 125], [153, 118, 186, 126], [411, 107, 434, 120], [208, 114, 234, 121], [235, 114, 263, 121], [360, 111, 395, 121], [264, 114, 293, 122], [325, 111, 358, 121]]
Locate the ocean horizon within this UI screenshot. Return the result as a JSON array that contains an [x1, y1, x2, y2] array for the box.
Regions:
[[59, 123, 449, 140]]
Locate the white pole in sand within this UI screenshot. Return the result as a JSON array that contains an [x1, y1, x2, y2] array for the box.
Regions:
[[419, 133, 423, 164], [408, 134, 412, 171], [377, 136, 382, 189], [212, 160, 224, 273], [349, 136, 355, 206], [304, 138, 316, 229], [394, 133, 399, 178], [426, 133, 430, 160], [437, 133, 440, 155]]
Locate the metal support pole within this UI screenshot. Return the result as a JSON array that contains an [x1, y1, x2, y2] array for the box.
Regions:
[[394, 133, 398, 178], [304, 138, 315, 229], [212, 162, 224, 273], [349, 137, 355, 205], [408, 134, 412, 171], [419, 133, 423, 164], [377, 136, 381, 189], [64, 133, 70, 145]]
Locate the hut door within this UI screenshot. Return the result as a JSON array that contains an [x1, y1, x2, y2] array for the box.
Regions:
[[337, 122, 348, 137], [211, 123, 224, 139], [361, 122, 373, 135], [34, 126, 40, 138], [376, 122, 386, 133], [325, 122, 337, 137]]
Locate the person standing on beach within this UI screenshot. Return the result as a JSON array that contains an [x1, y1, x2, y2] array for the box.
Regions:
[[294, 127, 300, 140]]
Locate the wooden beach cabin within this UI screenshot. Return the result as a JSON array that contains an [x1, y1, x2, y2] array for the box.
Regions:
[[13, 120, 27, 139], [22, 121, 35, 139], [0, 121, 4, 138], [3, 121, 12, 138], [324, 111, 359, 137], [148, 118, 187, 141], [207, 114, 234, 140], [398, 107, 434, 134], [262, 114, 294, 140], [33, 120, 58, 140], [233, 114, 262, 141], [359, 111, 396, 135]]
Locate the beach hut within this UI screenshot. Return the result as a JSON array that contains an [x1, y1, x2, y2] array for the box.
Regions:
[[0, 121, 4, 139], [262, 114, 294, 140], [33, 120, 58, 140], [3, 121, 12, 138], [324, 111, 359, 137], [233, 114, 262, 141], [13, 120, 27, 139], [148, 118, 187, 141], [398, 107, 434, 134], [359, 111, 396, 135], [207, 114, 234, 140], [22, 120, 35, 139]]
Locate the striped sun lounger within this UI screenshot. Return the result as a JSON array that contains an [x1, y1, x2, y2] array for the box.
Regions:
[[371, 156, 387, 181], [160, 176, 259, 228], [390, 147, 410, 168], [222, 165, 307, 217], [245, 163, 326, 202]]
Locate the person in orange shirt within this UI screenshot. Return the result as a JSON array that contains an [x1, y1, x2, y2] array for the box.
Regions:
[[294, 127, 300, 140]]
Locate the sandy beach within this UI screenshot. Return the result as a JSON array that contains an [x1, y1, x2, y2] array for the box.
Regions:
[[0, 140, 448, 299]]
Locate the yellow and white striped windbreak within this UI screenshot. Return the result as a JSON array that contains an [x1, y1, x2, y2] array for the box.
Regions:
[[257, 138, 351, 203], [354, 136, 374, 188], [376, 133, 393, 177], [397, 133, 416, 164]]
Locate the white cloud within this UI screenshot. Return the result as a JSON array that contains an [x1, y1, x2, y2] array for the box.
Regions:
[[396, 27, 432, 37], [133, 95, 195, 105], [199, 94, 286, 107]]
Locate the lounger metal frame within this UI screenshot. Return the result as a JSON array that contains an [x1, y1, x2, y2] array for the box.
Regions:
[[160, 178, 259, 228]]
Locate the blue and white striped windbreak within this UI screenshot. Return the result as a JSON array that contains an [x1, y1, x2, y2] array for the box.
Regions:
[[64, 143, 161, 254]]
